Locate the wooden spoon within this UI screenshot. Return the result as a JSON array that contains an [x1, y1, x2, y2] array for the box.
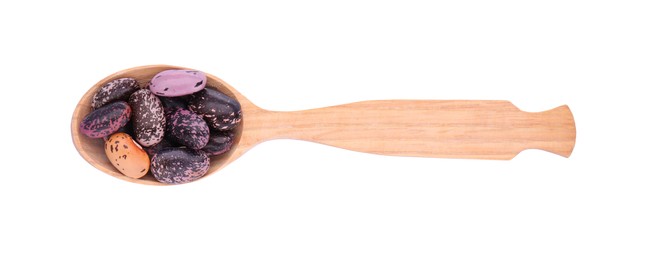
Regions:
[[71, 65, 576, 185]]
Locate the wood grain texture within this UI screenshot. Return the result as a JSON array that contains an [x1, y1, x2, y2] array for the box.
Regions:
[[72, 65, 576, 185], [246, 101, 575, 160]]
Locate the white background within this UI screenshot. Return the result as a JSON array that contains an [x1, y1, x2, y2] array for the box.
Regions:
[[1, 1, 649, 259]]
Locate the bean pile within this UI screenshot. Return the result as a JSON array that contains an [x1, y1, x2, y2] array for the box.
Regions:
[[79, 70, 242, 184]]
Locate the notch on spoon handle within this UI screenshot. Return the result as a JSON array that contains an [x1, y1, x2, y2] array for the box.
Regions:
[[248, 100, 576, 159]]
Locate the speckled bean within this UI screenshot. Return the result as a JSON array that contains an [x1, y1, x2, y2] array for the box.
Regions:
[[151, 147, 210, 184], [165, 107, 210, 149], [92, 78, 139, 109], [80, 101, 131, 138], [129, 89, 165, 147], [188, 87, 242, 131]]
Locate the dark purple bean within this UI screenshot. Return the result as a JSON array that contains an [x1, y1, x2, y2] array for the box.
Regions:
[[188, 87, 242, 131], [165, 107, 210, 149], [151, 147, 209, 184], [92, 78, 139, 109], [202, 131, 234, 156], [144, 138, 176, 157], [129, 89, 165, 147], [159, 96, 188, 114], [80, 101, 131, 138]]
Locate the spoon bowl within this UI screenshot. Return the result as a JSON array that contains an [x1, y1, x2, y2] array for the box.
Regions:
[[73, 65, 576, 185], [72, 65, 250, 185]]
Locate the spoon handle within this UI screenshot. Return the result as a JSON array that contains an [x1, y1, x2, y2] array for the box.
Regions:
[[249, 100, 576, 159]]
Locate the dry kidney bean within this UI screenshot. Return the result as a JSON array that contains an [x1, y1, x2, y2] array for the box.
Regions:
[[188, 87, 242, 131]]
